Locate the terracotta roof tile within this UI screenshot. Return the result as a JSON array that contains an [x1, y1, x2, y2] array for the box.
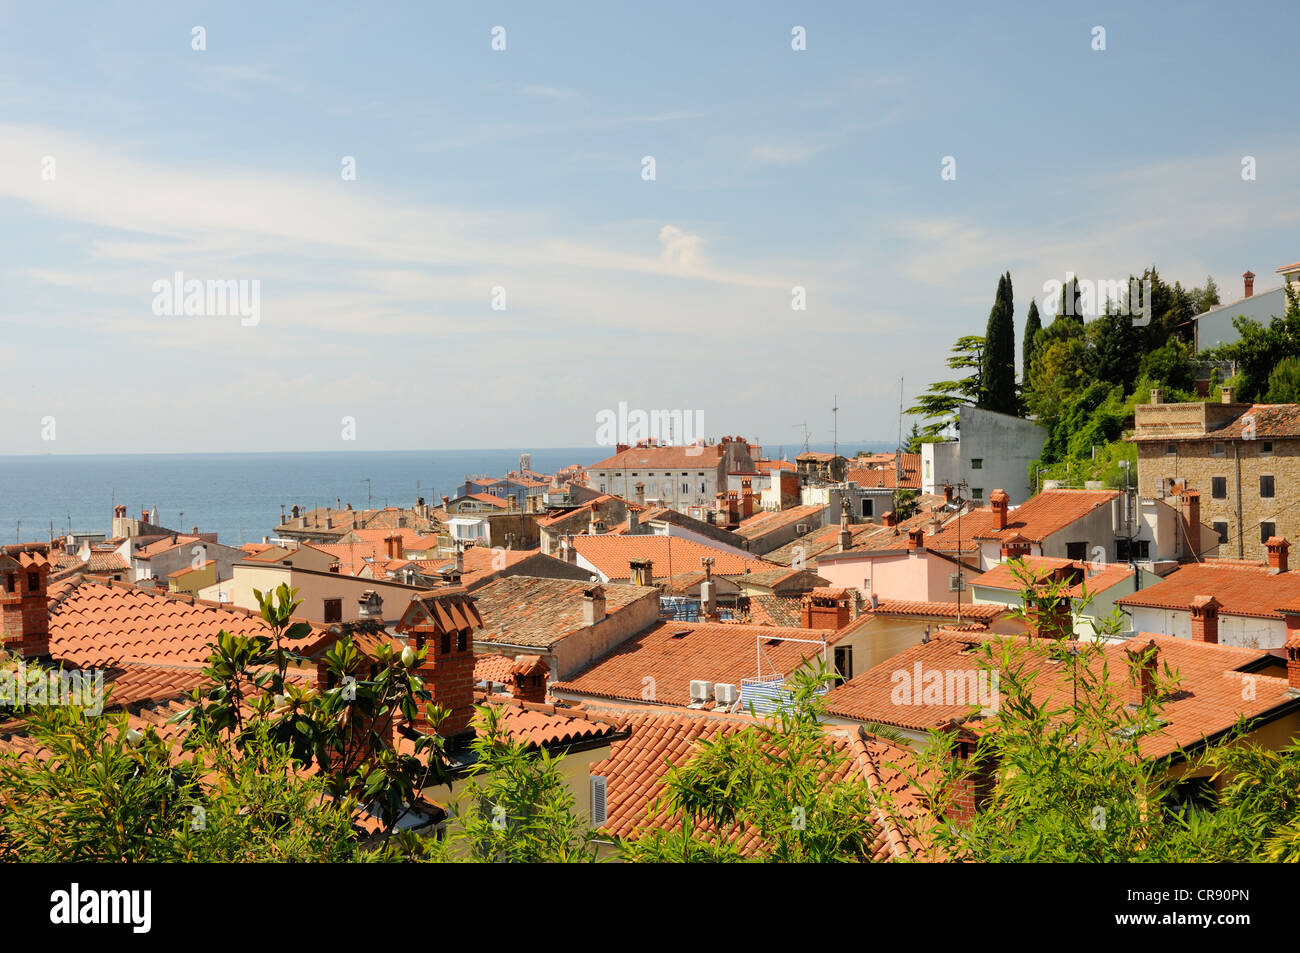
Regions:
[[1116, 561, 1300, 619], [471, 576, 654, 650]]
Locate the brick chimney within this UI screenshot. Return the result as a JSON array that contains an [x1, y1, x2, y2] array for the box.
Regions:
[[582, 585, 606, 626], [881, 510, 897, 527], [800, 588, 852, 630], [1221, 385, 1234, 404], [1244, 270, 1255, 299], [1287, 632, 1300, 693], [1181, 489, 1201, 558], [1025, 587, 1072, 640], [398, 594, 481, 737], [1267, 536, 1290, 574], [946, 733, 995, 826], [999, 533, 1031, 560], [0, 544, 51, 659], [1189, 594, 1220, 644], [508, 655, 549, 704], [1126, 639, 1159, 705], [989, 489, 1010, 532], [630, 559, 654, 587], [741, 479, 754, 519], [908, 527, 925, 551]]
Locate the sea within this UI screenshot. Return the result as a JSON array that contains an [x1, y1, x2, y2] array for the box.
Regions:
[[0, 441, 887, 547]]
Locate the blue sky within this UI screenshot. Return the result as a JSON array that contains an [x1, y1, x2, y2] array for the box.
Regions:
[[2, 0, 1297, 454]]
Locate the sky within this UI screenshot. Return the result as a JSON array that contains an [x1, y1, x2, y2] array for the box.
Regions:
[[2, 0, 1298, 454]]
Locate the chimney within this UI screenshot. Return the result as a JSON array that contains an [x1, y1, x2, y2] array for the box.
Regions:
[[582, 585, 606, 626], [741, 479, 754, 519], [1287, 631, 1300, 693], [908, 527, 925, 551], [1221, 386, 1234, 404], [634, 482, 646, 506], [989, 489, 1010, 532], [1026, 587, 1072, 640], [403, 596, 479, 736], [0, 544, 51, 659], [1267, 536, 1290, 574], [947, 733, 995, 826], [627, 508, 639, 536], [630, 559, 653, 587], [1181, 489, 1201, 558], [113, 505, 126, 519], [441, 495, 450, 514], [800, 589, 851, 630], [453, 546, 465, 574], [700, 579, 719, 621], [1150, 388, 1162, 405], [508, 655, 550, 704], [999, 534, 1031, 560], [881, 510, 897, 527], [1189, 594, 1220, 644], [839, 512, 851, 551], [563, 534, 578, 564], [1243, 270, 1255, 299], [1126, 639, 1159, 705], [943, 484, 955, 505]]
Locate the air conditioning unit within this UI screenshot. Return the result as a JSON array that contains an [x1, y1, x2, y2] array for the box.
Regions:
[[714, 683, 739, 705], [949, 572, 964, 592], [796, 524, 810, 535], [689, 679, 713, 702]]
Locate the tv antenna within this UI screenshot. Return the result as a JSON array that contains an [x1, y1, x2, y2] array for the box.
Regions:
[[793, 423, 811, 455], [832, 395, 839, 458]]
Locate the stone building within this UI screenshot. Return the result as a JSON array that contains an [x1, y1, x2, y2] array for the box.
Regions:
[[1130, 389, 1300, 560]]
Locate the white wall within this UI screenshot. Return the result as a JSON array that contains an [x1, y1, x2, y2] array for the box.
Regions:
[[923, 406, 1048, 505]]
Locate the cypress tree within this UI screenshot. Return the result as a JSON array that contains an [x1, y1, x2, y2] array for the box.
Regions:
[[1023, 298, 1042, 392], [980, 272, 1018, 414]]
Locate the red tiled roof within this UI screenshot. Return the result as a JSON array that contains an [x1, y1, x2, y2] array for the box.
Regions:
[[846, 453, 922, 490], [869, 600, 1008, 621], [1116, 561, 1300, 619], [133, 535, 201, 559], [476, 695, 624, 750], [590, 444, 722, 470], [824, 632, 1289, 759], [471, 576, 654, 649], [166, 560, 215, 578], [572, 535, 772, 580], [974, 558, 1134, 599], [736, 504, 826, 539], [552, 620, 838, 707], [47, 578, 332, 669], [474, 653, 517, 685], [587, 707, 933, 859]]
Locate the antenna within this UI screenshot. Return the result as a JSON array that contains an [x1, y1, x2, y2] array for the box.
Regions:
[[832, 395, 839, 458], [793, 423, 811, 455]]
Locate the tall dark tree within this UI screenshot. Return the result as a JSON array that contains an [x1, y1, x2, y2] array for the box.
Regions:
[[980, 272, 1018, 415], [906, 335, 984, 439], [1022, 299, 1042, 394]]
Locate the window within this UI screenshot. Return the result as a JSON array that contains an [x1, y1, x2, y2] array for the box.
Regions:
[[1211, 476, 1227, 499], [1261, 475, 1275, 498], [26, 572, 39, 592], [1213, 442, 1225, 457], [862, 498, 874, 517], [590, 776, 608, 825], [1166, 444, 1177, 455], [1115, 539, 1149, 561], [1262, 522, 1276, 544], [599, 484, 606, 493], [971, 458, 983, 470], [1066, 541, 1088, 561], [1262, 442, 1274, 455], [834, 646, 854, 684], [698, 482, 706, 494], [682, 482, 689, 494], [1213, 521, 1228, 544], [323, 598, 342, 623], [925, 460, 931, 477]]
